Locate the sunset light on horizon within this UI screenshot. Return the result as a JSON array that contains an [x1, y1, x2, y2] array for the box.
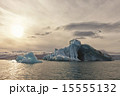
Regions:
[[0, 0, 120, 53]]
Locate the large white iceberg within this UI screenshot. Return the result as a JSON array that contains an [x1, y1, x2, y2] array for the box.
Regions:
[[16, 52, 42, 64], [43, 39, 81, 61]]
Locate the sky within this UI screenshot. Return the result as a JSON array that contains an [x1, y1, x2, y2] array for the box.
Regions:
[[0, 0, 120, 52]]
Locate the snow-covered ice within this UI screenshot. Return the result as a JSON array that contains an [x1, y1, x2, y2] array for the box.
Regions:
[[43, 39, 81, 61], [16, 52, 42, 64], [43, 39, 112, 61]]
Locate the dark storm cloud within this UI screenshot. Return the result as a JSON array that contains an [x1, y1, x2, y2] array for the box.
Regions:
[[61, 21, 120, 32], [74, 31, 103, 38]]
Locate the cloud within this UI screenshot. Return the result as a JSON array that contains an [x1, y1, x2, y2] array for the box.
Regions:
[[27, 32, 52, 38], [0, 23, 3, 26], [27, 36, 36, 38], [42, 26, 51, 30], [55, 27, 61, 30], [35, 32, 52, 36], [61, 21, 120, 32], [74, 31, 103, 38], [75, 37, 86, 39], [74, 31, 95, 36], [0, 10, 3, 15], [0, 0, 120, 52]]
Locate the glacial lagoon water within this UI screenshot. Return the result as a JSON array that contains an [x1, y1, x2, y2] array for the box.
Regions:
[[0, 60, 120, 80]]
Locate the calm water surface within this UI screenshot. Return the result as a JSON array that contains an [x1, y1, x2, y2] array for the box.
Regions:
[[0, 60, 120, 80]]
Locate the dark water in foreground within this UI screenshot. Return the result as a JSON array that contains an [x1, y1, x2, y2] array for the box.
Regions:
[[0, 60, 120, 80]]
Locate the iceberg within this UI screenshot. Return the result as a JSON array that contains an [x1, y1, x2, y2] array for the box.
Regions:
[[43, 39, 112, 61], [16, 52, 42, 64], [78, 44, 112, 61], [43, 39, 81, 61]]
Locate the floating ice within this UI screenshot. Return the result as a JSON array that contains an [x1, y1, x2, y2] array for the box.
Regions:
[[16, 52, 42, 64], [43, 39, 112, 61], [77, 44, 112, 61], [43, 39, 81, 61]]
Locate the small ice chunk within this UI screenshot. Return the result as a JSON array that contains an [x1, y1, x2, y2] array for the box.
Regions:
[[16, 52, 42, 64]]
